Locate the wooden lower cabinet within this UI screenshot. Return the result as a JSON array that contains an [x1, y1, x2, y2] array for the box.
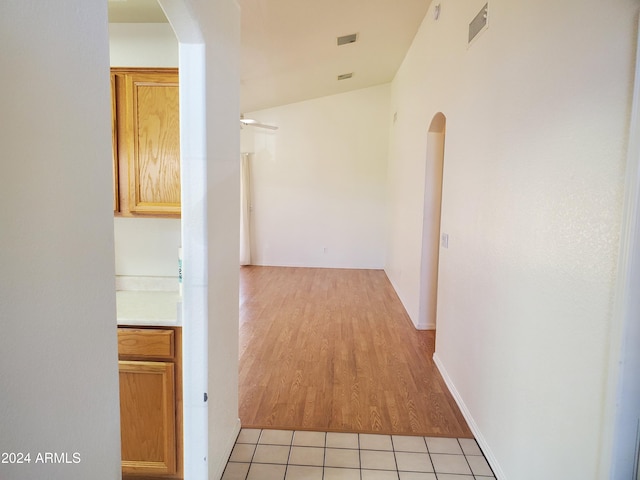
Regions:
[[118, 327, 182, 479]]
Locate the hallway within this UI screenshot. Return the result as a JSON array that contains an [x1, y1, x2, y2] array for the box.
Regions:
[[238, 266, 471, 437]]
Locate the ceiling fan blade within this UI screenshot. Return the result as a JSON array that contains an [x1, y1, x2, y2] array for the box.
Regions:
[[240, 117, 278, 130]]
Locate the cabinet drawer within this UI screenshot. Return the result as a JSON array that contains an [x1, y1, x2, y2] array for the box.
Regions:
[[118, 328, 174, 359]]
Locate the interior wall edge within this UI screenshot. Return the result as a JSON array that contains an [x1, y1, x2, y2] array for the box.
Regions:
[[210, 418, 241, 480], [433, 353, 507, 480], [598, 11, 640, 478], [384, 267, 420, 329]]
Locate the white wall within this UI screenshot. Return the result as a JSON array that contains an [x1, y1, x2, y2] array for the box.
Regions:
[[386, 0, 638, 478], [242, 84, 390, 269], [109, 23, 178, 67], [114, 217, 181, 279], [0, 1, 121, 479], [109, 23, 182, 281], [160, 0, 241, 478]]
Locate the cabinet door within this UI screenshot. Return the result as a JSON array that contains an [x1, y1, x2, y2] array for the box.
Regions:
[[119, 360, 177, 475], [123, 72, 180, 215]]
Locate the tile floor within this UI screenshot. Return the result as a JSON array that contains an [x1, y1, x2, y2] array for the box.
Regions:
[[222, 429, 495, 480]]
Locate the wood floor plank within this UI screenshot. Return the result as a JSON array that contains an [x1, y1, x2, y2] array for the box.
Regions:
[[238, 266, 472, 437]]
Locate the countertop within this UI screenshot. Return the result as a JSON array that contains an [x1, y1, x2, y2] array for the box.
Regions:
[[116, 290, 182, 327]]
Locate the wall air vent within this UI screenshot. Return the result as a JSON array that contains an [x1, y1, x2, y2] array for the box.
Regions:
[[468, 3, 488, 44], [337, 73, 353, 81], [337, 33, 358, 46]]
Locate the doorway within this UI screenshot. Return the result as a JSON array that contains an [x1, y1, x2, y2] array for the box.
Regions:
[[108, 0, 210, 478], [418, 112, 446, 330]]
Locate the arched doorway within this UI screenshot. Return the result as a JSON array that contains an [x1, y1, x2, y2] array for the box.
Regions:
[[418, 112, 446, 330], [154, 1, 208, 478]]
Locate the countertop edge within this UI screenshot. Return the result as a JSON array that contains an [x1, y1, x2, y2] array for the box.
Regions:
[[117, 319, 181, 327]]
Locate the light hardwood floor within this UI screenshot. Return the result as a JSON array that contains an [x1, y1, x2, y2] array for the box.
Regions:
[[238, 266, 472, 438]]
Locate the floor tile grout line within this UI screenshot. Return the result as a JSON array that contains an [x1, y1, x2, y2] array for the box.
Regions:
[[389, 435, 400, 480], [358, 433, 363, 480], [321, 431, 327, 480], [246, 428, 260, 480], [458, 437, 476, 478], [423, 435, 437, 476], [282, 429, 294, 479]]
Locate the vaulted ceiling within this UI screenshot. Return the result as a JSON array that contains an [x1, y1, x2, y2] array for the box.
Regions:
[[108, 0, 432, 112]]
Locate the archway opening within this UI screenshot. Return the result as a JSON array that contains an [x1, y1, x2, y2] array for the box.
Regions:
[[151, 1, 208, 478], [418, 112, 446, 330]]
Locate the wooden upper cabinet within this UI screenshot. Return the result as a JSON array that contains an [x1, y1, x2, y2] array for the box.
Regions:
[[112, 68, 180, 217]]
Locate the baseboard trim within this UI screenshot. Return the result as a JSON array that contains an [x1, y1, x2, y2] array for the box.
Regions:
[[210, 418, 241, 480], [415, 321, 436, 330], [433, 352, 507, 480]]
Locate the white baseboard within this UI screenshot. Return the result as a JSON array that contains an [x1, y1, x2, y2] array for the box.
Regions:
[[211, 418, 242, 480], [415, 321, 436, 330], [433, 353, 507, 480]]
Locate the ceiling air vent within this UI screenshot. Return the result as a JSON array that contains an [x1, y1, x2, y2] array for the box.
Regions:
[[337, 73, 353, 81], [468, 3, 488, 44], [337, 33, 358, 46]]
